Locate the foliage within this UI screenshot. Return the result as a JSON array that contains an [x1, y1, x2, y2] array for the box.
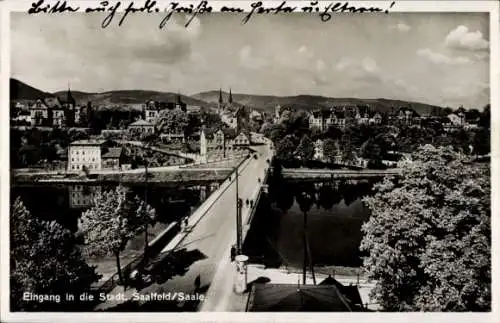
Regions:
[[471, 127, 490, 156], [80, 185, 155, 285], [323, 138, 339, 163], [361, 145, 490, 311], [10, 197, 100, 311], [295, 135, 314, 161], [276, 135, 297, 162], [156, 109, 189, 134]]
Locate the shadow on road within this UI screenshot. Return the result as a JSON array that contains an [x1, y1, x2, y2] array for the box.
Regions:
[[146, 248, 207, 286]]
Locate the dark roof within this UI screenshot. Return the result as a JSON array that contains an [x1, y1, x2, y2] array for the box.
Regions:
[[102, 147, 123, 159], [319, 276, 363, 307], [44, 97, 63, 109], [247, 283, 353, 312]]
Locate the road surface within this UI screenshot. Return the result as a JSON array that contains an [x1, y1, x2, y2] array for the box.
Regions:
[[102, 144, 271, 310]]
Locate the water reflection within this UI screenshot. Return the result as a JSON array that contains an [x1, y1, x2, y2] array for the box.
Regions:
[[243, 179, 376, 271], [11, 182, 223, 232]]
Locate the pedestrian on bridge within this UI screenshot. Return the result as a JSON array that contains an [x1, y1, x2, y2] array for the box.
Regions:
[[246, 199, 249, 207], [250, 200, 254, 208]]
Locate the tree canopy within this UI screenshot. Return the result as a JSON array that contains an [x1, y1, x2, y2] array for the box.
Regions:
[[10, 197, 100, 311], [361, 145, 490, 311], [295, 135, 314, 161], [156, 109, 190, 134], [80, 185, 155, 285]]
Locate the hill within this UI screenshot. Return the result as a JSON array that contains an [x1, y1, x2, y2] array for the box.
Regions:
[[192, 91, 445, 116], [52, 90, 214, 109], [10, 78, 53, 101]]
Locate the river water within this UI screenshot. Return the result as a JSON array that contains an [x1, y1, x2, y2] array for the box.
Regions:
[[243, 179, 376, 274]]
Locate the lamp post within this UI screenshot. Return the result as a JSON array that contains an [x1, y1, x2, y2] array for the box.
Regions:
[[235, 165, 242, 255]]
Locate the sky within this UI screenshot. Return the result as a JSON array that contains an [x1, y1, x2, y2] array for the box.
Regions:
[[11, 12, 490, 109]]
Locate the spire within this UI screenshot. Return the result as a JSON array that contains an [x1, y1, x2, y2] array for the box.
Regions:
[[218, 88, 223, 104], [176, 91, 182, 104], [229, 88, 233, 104], [66, 82, 75, 106]]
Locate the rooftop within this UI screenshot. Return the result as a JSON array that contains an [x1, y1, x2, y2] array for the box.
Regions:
[[129, 119, 154, 127], [70, 139, 107, 146], [102, 147, 123, 159]]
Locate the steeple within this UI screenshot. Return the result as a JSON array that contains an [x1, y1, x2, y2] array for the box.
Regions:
[[229, 88, 233, 104], [66, 82, 75, 107], [218, 88, 223, 104], [176, 91, 182, 105]]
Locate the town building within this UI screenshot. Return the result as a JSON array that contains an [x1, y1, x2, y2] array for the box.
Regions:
[[143, 100, 162, 123], [128, 119, 155, 135], [232, 132, 251, 147], [313, 139, 324, 161], [30, 99, 50, 126], [393, 107, 420, 126], [67, 139, 126, 172], [218, 88, 239, 129], [160, 132, 185, 144], [186, 105, 202, 115], [67, 139, 107, 172], [309, 109, 347, 131], [101, 147, 124, 170], [200, 127, 250, 162]]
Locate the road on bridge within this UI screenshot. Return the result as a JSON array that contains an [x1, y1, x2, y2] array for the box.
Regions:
[[98, 143, 272, 310]]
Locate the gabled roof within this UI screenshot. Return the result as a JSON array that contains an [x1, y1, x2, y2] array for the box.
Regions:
[[70, 139, 107, 146], [44, 97, 63, 109], [102, 147, 123, 159], [129, 119, 154, 127]]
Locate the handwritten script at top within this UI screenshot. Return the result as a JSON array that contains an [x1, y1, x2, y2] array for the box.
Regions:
[[27, 0, 396, 28]]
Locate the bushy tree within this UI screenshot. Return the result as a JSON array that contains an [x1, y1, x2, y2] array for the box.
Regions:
[[323, 138, 339, 163], [80, 185, 154, 286], [276, 135, 296, 162], [361, 145, 490, 311], [156, 109, 189, 134], [10, 197, 100, 311], [295, 135, 314, 161]]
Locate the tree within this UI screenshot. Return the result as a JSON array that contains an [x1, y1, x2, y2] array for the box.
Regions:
[[276, 135, 296, 162], [10, 197, 100, 311], [156, 109, 189, 134], [295, 135, 314, 161], [323, 138, 339, 163], [361, 145, 490, 311], [80, 185, 141, 287], [479, 104, 490, 129], [471, 127, 490, 156]]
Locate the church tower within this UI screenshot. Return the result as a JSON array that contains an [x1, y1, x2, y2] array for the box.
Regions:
[[218, 88, 224, 114], [228, 88, 233, 108]]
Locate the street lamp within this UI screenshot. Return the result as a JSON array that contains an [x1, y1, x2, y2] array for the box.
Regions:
[[235, 165, 243, 255]]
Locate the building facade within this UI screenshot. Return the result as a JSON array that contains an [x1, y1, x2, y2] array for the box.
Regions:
[[67, 139, 107, 172], [128, 119, 156, 135]]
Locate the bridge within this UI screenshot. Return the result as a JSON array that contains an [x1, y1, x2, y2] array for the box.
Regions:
[[89, 134, 406, 311], [95, 138, 273, 311]]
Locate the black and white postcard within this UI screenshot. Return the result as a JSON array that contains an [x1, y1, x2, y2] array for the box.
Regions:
[[0, 0, 498, 322]]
